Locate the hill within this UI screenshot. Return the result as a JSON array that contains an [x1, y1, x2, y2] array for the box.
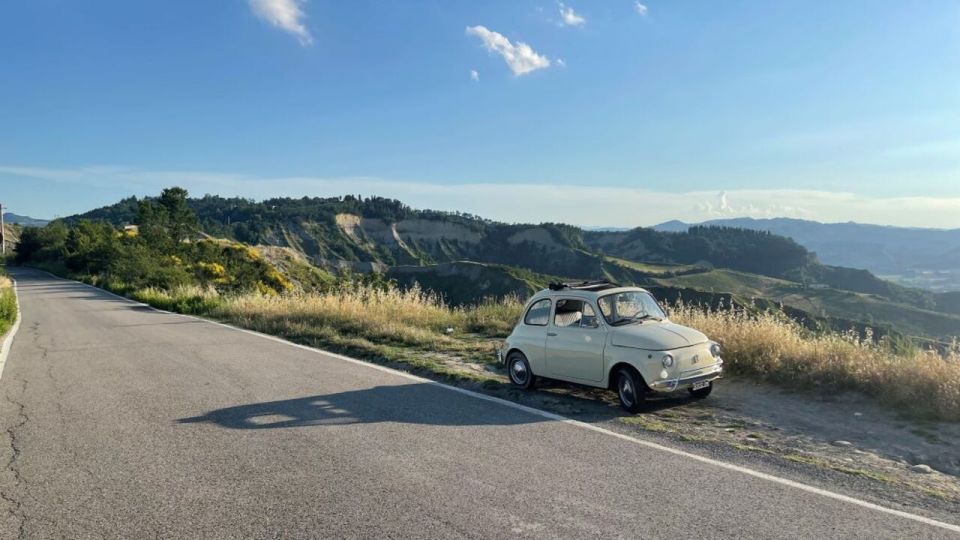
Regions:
[[3, 212, 49, 227], [654, 217, 960, 292], [70, 195, 830, 281], [64, 193, 960, 341]]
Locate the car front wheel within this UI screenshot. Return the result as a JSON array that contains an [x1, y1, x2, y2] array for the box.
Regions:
[[507, 352, 535, 389], [615, 367, 645, 413]]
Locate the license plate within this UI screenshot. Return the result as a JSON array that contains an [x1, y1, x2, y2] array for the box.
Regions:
[[691, 381, 710, 391]]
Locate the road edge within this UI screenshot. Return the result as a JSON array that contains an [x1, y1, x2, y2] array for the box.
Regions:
[[19, 268, 960, 534], [0, 277, 21, 381]]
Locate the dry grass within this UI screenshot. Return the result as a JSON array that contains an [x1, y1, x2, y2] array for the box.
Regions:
[[205, 285, 523, 382], [120, 281, 960, 421], [0, 271, 16, 336], [215, 285, 521, 348], [670, 303, 960, 421]]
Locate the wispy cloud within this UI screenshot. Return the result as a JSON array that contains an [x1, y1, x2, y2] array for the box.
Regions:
[[5, 165, 960, 229], [558, 3, 586, 27], [634, 2, 648, 16], [249, 0, 313, 45], [470, 69, 480, 82], [466, 25, 551, 76]]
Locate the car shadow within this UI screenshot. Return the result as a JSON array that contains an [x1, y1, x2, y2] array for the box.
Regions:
[[177, 383, 555, 429], [178, 379, 701, 431]]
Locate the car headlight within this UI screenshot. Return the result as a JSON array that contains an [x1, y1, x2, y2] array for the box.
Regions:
[[710, 342, 721, 358], [661, 353, 675, 368]]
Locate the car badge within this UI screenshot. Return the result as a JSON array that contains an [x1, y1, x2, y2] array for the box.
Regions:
[[691, 354, 700, 364]]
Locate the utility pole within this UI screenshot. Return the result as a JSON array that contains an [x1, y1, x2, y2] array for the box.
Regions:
[[0, 202, 5, 257]]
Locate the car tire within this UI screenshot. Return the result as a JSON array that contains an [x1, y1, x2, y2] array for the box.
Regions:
[[615, 367, 646, 413], [688, 383, 713, 400], [506, 352, 535, 389]]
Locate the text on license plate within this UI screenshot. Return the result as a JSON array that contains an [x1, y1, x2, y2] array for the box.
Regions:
[[691, 381, 710, 391]]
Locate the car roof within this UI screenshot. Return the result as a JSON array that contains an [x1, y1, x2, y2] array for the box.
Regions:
[[530, 285, 649, 301]]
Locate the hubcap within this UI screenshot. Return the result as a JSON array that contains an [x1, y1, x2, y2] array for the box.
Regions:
[[619, 377, 634, 406], [511, 359, 527, 383]]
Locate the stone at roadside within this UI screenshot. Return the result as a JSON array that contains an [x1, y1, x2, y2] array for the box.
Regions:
[[832, 440, 853, 447], [909, 464, 934, 474]]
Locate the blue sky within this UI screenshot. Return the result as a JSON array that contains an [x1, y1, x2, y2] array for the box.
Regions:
[[1, 0, 958, 227]]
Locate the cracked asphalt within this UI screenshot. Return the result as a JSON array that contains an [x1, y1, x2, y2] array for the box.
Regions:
[[0, 267, 958, 539]]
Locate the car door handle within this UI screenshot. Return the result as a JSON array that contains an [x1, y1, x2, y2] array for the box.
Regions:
[[547, 332, 558, 336]]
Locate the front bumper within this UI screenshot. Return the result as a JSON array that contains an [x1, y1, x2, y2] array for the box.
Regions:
[[648, 359, 723, 393]]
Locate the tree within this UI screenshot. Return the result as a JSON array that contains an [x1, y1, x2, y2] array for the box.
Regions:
[[135, 187, 199, 247], [159, 187, 198, 243]]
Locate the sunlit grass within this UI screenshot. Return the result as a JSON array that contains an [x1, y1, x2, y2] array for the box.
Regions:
[[213, 284, 522, 348], [129, 285, 221, 315], [670, 302, 960, 421]]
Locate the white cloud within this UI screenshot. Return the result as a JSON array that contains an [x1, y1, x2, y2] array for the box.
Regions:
[[249, 0, 313, 45], [556, 58, 566, 67], [470, 69, 480, 81], [558, 3, 586, 26], [465, 25, 551, 76], [5, 164, 960, 229], [634, 2, 648, 16]]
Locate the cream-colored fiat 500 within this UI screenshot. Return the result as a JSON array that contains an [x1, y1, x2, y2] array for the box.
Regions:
[[497, 281, 723, 412]]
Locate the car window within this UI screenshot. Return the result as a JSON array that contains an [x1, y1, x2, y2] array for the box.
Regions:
[[554, 299, 584, 327], [597, 291, 666, 324], [524, 299, 551, 326], [581, 303, 599, 328]]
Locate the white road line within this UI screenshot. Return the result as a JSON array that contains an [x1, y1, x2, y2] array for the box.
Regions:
[[20, 270, 960, 534], [0, 277, 22, 381]]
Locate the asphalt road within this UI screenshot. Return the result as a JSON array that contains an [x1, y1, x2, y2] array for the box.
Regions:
[[0, 268, 957, 539]]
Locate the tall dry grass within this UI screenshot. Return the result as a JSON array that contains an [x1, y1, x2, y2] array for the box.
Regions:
[[215, 285, 521, 348], [207, 285, 524, 379], [670, 303, 960, 421]]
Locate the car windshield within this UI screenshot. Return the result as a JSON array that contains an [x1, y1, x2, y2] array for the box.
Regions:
[[597, 291, 666, 325]]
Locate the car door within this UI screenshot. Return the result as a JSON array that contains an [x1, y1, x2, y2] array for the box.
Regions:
[[545, 299, 606, 382], [512, 298, 552, 373]]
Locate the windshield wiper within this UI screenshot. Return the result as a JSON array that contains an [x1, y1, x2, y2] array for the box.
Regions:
[[637, 314, 662, 322]]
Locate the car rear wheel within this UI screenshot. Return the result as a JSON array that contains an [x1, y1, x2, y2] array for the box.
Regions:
[[688, 383, 713, 399], [615, 367, 645, 413], [507, 352, 535, 389]]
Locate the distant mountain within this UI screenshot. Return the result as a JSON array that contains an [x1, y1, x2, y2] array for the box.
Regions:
[[648, 219, 688, 233], [3, 213, 49, 227], [654, 217, 960, 292]]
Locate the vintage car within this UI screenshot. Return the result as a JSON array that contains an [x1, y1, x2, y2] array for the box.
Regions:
[[497, 281, 722, 412]]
